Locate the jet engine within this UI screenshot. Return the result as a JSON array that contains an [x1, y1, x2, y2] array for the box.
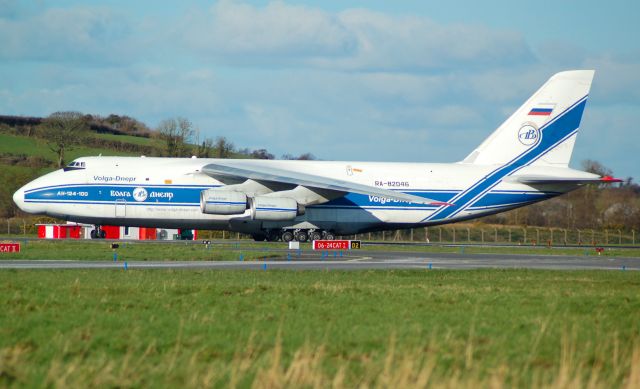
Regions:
[[200, 190, 248, 215], [250, 196, 305, 221]]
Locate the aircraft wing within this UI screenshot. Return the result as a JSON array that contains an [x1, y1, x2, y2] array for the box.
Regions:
[[202, 161, 448, 206], [507, 175, 622, 185]]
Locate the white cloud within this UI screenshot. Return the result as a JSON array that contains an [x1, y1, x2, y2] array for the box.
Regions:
[[181, 1, 355, 59], [329, 9, 533, 71], [0, 6, 133, 63], [179, 1, 533, 71]]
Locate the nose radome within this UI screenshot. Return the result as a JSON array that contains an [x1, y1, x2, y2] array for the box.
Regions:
[[13, 186, 25, 211]]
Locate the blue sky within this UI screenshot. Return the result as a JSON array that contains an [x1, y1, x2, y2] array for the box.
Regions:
[[1, 0, 639, 179]]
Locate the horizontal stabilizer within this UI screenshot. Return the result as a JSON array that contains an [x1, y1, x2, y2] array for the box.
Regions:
[[507, 174, 622, 185], [202, 161, 448, 206]]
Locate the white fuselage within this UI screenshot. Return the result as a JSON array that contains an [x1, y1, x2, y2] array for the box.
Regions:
[[13, 156, 574, 235]]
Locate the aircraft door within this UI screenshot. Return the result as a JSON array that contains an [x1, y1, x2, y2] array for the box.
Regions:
[[115, 199, 126, 217]]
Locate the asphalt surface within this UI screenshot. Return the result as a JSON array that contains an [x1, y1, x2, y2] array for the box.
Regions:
[[1, 249, 637, 271]]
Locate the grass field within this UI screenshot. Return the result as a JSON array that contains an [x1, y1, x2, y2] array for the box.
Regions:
[[1, 239, 639, 261], [0, 133, 140, 163], [362, 242, 640, 258], [0, 269, 639, 388], [0, 240, 277, 261], [94, 133, 161, 148]]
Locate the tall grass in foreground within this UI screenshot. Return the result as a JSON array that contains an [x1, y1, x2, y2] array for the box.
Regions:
[[1, 269, 639, 387], [2, 331, 638, 388]]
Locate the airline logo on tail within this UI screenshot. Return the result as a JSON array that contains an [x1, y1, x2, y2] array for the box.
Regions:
[[518, 124, 539, 146]]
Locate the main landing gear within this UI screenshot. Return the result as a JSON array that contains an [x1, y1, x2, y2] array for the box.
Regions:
[[252, 229, 335, 242], [90, 226, 106, 239]]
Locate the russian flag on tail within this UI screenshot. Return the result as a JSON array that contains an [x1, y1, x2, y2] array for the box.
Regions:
[[528, 103, 555, 116]]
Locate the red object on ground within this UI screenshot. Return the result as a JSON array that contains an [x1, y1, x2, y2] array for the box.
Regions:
[[52, 225, 62, 238], [37, 225, 46, 239], [312, 240, 360, 250], [139, 227, 157, 240], [0, 243, 20, 253], [101, 225, 120, 239], [68, 225, 82, 239]]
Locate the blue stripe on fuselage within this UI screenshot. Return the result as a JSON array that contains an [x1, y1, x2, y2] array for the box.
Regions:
[[24, 184, 556, 213], [24, 185, 216, 204]]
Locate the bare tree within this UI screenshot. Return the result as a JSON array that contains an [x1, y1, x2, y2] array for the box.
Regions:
[[582, 159, 613, 177], [215, 136, 234, 158], [281, 152, 316, 160], [177, 117, 194, 156], [297, 152, 316, 160], [39, 111, 88, 168], [157, 117, 194, 157], [251, 149, 274, 159], [197, 138, 214, 158]]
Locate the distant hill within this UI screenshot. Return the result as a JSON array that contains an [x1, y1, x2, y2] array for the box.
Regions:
[[0, 114, 164, 217], [0, 112, 315, 217]]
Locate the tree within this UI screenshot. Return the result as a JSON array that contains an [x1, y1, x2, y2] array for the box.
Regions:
[[197, 138, 214, 158], [281, 152, 316, 160], [297, 152, 316, 160], [215, 136, 234, 158], [251, 149, 274, 160], [39, 111, 88, 168], [157, 117, 194, 157], [582, 159, 613, 177]]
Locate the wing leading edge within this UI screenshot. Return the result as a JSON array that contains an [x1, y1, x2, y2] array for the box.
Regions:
[[202, 161, 448, 206]]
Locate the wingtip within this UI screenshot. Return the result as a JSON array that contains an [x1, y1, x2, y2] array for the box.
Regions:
[[601, 176, 623, 183]]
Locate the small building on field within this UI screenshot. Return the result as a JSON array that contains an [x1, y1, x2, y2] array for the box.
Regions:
[[36, 223, 197, 241]]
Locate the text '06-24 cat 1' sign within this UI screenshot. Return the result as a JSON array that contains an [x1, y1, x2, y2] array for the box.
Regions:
[[312, 240, 361, 250], [0, 243, 20, 253]]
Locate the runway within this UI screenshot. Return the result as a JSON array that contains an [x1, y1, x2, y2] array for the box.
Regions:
[[1, 250, 637, 271]]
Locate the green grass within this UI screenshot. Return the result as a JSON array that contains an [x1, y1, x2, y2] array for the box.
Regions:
[[1, 240, 639, 261], [93, 133, 160, 147], [361, 242, 640, 257], [0, 134, 48, 157], [0, 240, 276, 261], [0, 269, 639, 387], [0, 133, 141, 163]]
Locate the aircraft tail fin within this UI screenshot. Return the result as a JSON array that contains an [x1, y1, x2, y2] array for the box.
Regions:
[[462, 70, 595, 167]]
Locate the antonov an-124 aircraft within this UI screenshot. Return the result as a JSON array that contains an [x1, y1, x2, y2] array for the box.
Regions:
[[13, 70, 620, 242]]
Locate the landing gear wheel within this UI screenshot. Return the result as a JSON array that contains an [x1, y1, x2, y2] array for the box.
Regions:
[[99, 230, 106, 239], [282, 231, 294, 242], [267, 231, 280, 242], [252, 234, 267, 242], [310, 231, 322, 241], [296, 231, 308, 243], [324, 232, 335, 240], [90, 230, 97, 239]]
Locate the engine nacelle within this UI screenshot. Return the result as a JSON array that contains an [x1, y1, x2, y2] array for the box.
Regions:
[[200, 190, 248, 215], [250, 196, 304, 221]]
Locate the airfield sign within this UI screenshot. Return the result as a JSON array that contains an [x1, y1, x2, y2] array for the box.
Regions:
[[0, 243, 20, 253], [312, 240, 361, 250]]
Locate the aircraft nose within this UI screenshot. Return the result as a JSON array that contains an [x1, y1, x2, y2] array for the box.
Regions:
[[13, 186, 25, 211]]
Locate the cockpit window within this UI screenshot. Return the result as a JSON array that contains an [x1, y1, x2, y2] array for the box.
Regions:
[[63, 160, 86, 171]]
